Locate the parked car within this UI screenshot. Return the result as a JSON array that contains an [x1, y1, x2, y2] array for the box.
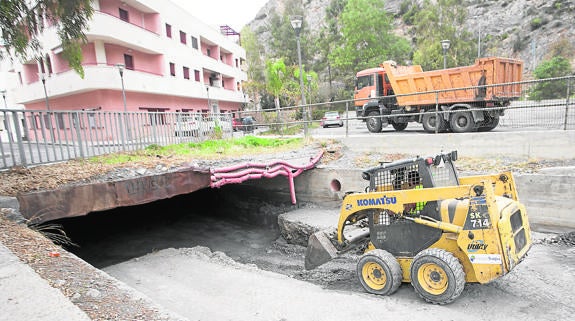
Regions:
[[320, 111, 343, 128], [175, 114, 203, 136], [232, 118, 242, 131], [241, 116, 256, 132]]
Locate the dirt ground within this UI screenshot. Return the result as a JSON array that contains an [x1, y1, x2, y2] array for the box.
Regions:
[[102, 231, 575, 321]]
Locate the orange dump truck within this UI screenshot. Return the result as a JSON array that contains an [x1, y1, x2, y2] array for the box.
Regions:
[[354, 57, 523, 133]]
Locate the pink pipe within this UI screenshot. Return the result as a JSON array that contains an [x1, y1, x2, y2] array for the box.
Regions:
[[212, 164, 293, 180], [211, 150, 324, 174], [209, 150, 324, 204]]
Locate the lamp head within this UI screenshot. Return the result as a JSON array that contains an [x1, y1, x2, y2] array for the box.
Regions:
[[290, 16, 303, 35], [115, 63, 125, 75], [441, 39, 451, 51]]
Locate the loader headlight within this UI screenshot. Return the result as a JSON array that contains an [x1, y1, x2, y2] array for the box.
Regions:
[[362, 172, 371, 181]]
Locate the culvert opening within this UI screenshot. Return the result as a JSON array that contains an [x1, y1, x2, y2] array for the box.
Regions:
[[330, 179, 342, 192], [55, 184, 298, 269]]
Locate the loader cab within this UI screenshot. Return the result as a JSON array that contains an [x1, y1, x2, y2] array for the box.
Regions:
[[362, 151, 459, 194], [360, 151, 460, 257]]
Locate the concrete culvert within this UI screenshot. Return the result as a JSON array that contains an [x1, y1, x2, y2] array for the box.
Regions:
[[27, 168, 575, 321]]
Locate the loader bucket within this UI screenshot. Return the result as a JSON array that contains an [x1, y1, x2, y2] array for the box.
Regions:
[[304, 230, 338, 270]]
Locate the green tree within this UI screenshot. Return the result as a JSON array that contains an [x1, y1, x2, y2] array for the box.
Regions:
[[240, 26, 266, 110], [265, 58, 288, 111], [411, 0, 475, 70], [316, 0, 347, 100], [0, 0, 94, 77], [529, 56, 573, 101], [329, 0, 411, 89], [267, 0, 307, 67]]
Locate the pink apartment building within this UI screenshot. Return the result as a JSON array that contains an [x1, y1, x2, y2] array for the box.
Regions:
[[13, 0, 247, 115]]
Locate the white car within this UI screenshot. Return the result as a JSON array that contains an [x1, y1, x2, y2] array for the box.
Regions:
[[320, 111, 344, 128]]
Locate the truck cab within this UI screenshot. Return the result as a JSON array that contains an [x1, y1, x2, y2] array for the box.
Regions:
[[354, 67, 395, 118]]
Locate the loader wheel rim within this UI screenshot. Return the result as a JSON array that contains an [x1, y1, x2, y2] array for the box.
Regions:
[[417, 263, 448, 295], [362, 262, 387, 290]]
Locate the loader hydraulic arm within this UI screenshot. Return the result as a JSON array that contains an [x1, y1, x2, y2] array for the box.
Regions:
[[404, 216, 463, 234]]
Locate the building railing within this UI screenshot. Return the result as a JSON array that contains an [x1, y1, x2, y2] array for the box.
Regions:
[[1, 76, 574, 170]]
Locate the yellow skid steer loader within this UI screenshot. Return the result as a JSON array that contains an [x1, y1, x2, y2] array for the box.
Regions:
[[305, 151, 531, 304]]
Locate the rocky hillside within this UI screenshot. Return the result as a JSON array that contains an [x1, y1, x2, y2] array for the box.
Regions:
[[247, 0, 575, 74]]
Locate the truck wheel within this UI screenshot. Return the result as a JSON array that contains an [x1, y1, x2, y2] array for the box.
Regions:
[[478, 115, 499, 132], [357, 249, 402, 296], [422, 112, 446, 133], [392, 122, 408, 131], [410, 248, 465, 305], [449, 111, 475, 133], [366, 111, 383, 133]]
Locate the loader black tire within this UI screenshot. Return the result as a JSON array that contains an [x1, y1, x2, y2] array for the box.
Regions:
[[422, 111, 447, 133], [410, 248, 465, 305], [449, 111, 475, 133], [357, 249, 402, 296], [366, 111, 383, 133]]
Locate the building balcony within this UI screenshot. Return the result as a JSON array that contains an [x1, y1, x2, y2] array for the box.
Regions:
[[15, 65, 245, 106], [87, 11, 163, 55]]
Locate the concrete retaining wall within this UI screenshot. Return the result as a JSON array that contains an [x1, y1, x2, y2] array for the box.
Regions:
[[250, 167, 575, 232], [515, 174, 575, 230], [341, 130, 575, 159]]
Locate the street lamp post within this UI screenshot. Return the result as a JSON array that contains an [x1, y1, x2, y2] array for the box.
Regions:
[[291, 15, 308, 137], [38, 72, 50, 111], [115, 63, 130, 142], [441, 39, 451, 69], [206, 86, 211, 112], [306, 74, 312, 123], [115, 64, 127, 113], [0, 89, 7, 109]]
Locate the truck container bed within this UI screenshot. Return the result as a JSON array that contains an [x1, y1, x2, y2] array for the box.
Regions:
[[383, 57, 523, 107]]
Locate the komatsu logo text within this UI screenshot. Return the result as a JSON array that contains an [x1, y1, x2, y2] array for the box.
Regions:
[[357, 196, 397, 207]]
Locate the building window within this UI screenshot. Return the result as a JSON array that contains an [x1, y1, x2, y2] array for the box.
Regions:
[[149, 112, 166, 125], [235, 59, 239, 68], [206, 49, 211, 57], [119, 8, 129, 22], [169, 62, 175, 76], [124, 54, 134, 70], [191, 36, 198, 49], [194, 70, 200, 81], [166, 23, 172, 38], [183, 67, 190, 80], [180, 31, 187, 44]]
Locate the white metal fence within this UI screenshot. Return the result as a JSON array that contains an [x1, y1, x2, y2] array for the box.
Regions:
[[1, 76, 574, 169], [0, 111, 233, 169]]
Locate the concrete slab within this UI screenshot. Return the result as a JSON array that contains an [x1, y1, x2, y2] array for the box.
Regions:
[[0, 243, 90, 321], [278, 207, 339, 246]]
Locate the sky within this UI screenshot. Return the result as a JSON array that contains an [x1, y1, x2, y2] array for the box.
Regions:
[[171, 0, 270, 32]]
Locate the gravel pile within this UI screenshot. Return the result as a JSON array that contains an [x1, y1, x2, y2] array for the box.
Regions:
[[540, 232, 575, 246]]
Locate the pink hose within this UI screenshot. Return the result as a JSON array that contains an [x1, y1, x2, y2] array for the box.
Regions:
[[210, 150, 323, 204]]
